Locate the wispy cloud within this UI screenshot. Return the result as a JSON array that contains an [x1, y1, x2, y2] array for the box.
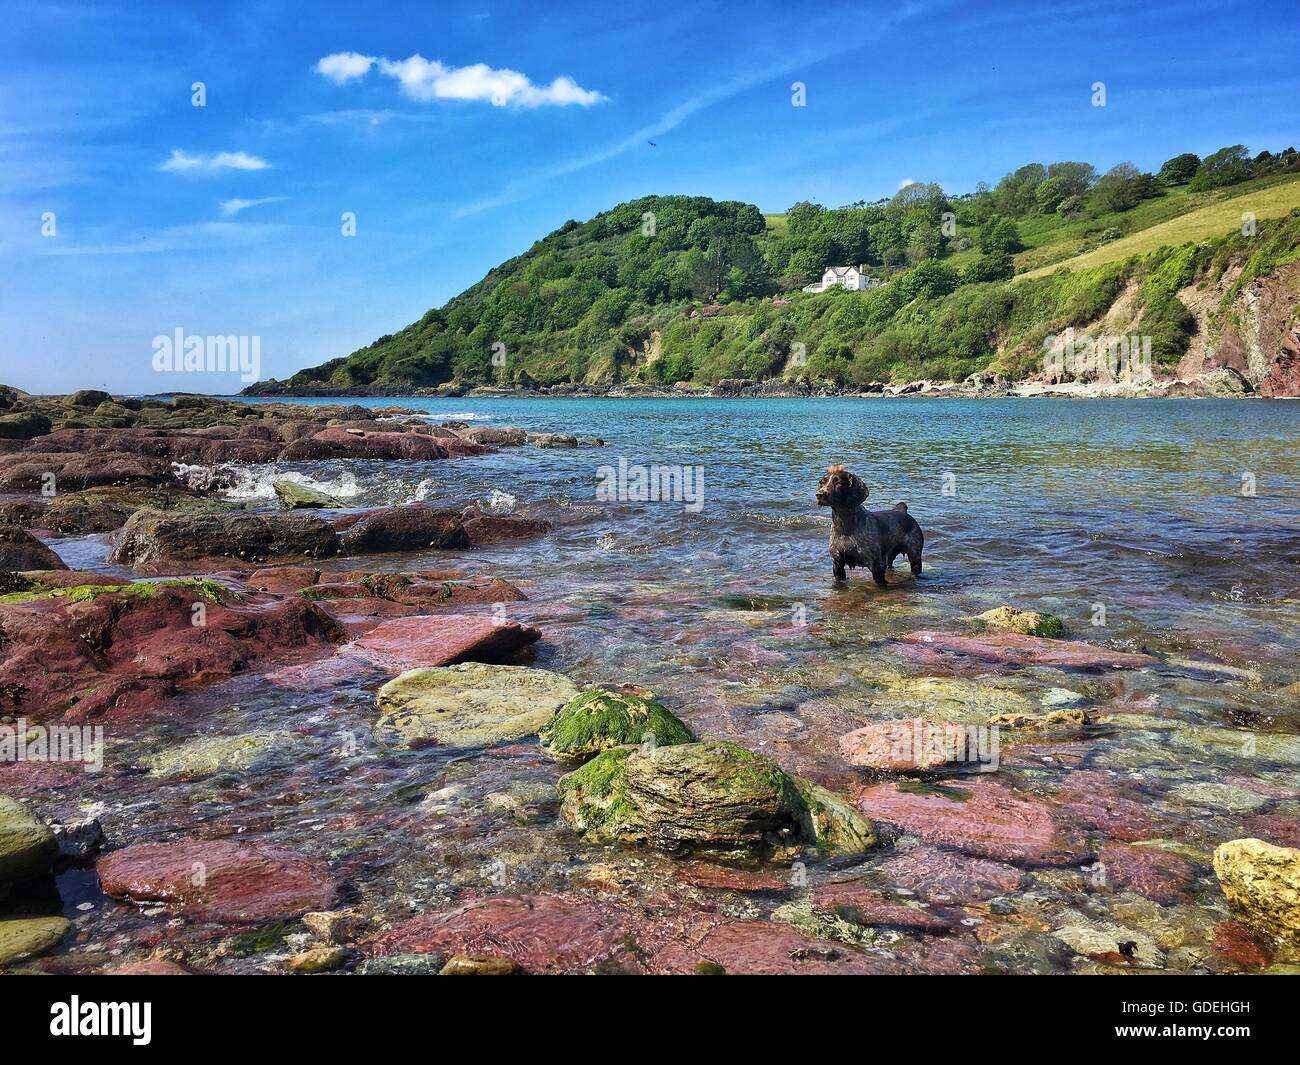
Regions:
[[314, 51, 605, 108], [160, 149, 269, 174], [219, 196, 288, 217]]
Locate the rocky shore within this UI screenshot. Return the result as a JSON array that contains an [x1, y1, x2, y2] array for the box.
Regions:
[[2, 385, 1299, 976]]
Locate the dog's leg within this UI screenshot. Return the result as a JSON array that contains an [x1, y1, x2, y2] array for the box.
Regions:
[[905, 528, 924, 576], [832, 560, 847, 582], [870, 565, 888, 588]]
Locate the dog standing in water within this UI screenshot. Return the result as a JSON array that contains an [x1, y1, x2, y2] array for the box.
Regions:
[[815, 465, 924, 587]]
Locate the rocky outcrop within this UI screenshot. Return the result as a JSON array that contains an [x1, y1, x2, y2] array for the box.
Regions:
[[349, 615, 541, 670], [972, 606, 1064, 638], [110, 510, 339, 568], [336, 506, 469, 555], [539, 690, 693, 760], [0, 525, 67, 571], [273, 478, 341, 509], [0, 794, 58, 891]]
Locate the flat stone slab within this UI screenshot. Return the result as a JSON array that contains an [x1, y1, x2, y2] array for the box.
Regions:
[[350, 615, 540, 671]]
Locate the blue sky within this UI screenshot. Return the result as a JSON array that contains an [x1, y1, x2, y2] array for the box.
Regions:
[[2, 0, 1297, 394]]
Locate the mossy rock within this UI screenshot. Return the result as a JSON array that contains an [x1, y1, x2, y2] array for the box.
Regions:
[[794, 780, 876, 855], [1214, 838, 1300, 957], [557, 741, 871, 866], [0, 794, 58, 888], [539, 690, 693, 761], [0, 916, 69, 966], [0, 577, 228, 607], [273, 478, 342, 510], [974, 606, 1064, 638], [375, 663, 579, 749]]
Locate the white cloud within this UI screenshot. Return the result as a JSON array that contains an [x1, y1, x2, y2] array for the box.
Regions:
[[314, 51, 605, 108], [314, 52, 376, 85], [219, 196, 288, 216], [897, 177, 917, 190], [161, 149, 269, 174]]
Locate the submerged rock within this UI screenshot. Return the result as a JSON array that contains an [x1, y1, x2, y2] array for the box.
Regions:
[[374, 662, 579, 749], [557, 741, 872, 866], [98, 839, 336, 923], [0, 915, 69, 966], [539, 690, 693, 761], [973, 606, 1064, 638], [838, 718, 974, 772], [897, 630, 1153, 670], [144, 732, 297, 779], [1097, 842, 1198, 904], [0, 794, 58, 889], [351, 615, 541, 671], [1213, 838, 1300, 955], [440, 954, 524, 975]]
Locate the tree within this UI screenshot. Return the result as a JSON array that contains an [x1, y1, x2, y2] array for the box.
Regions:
[[785, 201, 824, 236], [979, 216, 1021, 254], [1046, 161, 1097, 197], [1034, 177, 1067, 214], [1190, 145, 1253, 190], [962, 253, 1014, 283], [1157, 152, 1201, 185], [1091, 162, 1157, 213]]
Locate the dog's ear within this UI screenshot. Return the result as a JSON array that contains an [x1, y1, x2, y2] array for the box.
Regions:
[[846, 474, 868, 507]]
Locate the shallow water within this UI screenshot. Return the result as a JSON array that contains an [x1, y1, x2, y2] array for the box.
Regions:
[[10, 396, 1300, 973]]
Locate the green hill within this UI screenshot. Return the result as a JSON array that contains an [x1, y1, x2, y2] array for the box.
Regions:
[[261, 145, 1300, 393]]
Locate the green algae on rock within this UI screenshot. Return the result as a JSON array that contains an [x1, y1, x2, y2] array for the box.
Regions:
[[0, 576, 229, 606], [557, 740, 872, 866], [0, 794, 58, 890], [374, 663, 580, 749], [145, 732, 298, 779], [539, 689, 694, 761], [273, 478, 343, 509], [1214, 838, 1300, 957], [0, 915, 70, 966], [973, 606, 1065, 638]]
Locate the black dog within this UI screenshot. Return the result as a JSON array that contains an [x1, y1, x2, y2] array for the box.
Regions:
[[815, 465, 923, 587]]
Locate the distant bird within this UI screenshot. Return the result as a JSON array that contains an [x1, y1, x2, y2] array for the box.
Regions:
[[647, 140, 657, 148]]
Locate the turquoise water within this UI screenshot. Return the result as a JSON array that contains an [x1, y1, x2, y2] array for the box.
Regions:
[[20, 396, 1300, 973]]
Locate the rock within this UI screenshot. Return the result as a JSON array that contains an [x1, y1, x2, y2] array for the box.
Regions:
[[0, 412, 51, 440], [0, 526, 67, 571], [109, 510, 339, 567], [870, 845, 1026, 903], [0, 794, 58, 887], [854, 779, 1088, 865], [1050, 918, 1164, 968], [863, 675, 1037, 725], [337, 505, 469, 555], [1197, 366, 1252, 396], [0, 915, 69, 966], [279, 426, 449, 461], [4, 486, 226, 536], [794, 780, 877, 855], [1170, 781, 1268, 814], [357, 953, 446, 976], [558, 741, 864, 866], [897, 630, 1154, 670], [539, 690, 693, 761], [350, 615, 541, 671], [987, 708, 1089, 731], [1097, 842, 1198, 903], [273, 478, 342, 509], [838, 718, 975, 772], [805, 881, 958, 933], [109, 959, 195, 975], [0, 450, 176, 491], [144, 733, 295, 779], [457, 425, 527, 446], [49, 817, 105, 861], [97, 839, 336, 923], [1213, 838, 1300, 954], [68, 389, 112, 408], [374, 662, 579, 749], [440, 954, 524, 975], [288, 945, 349, 972], [459, 512, 552, 546], [528, 433, 578, 449], [302, 909, 367, 944], [973, 606, 1064, 638]]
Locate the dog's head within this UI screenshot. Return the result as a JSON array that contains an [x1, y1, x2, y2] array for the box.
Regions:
[[816, 465, 868, 508]]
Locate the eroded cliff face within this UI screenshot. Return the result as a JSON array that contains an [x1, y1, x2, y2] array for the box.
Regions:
[[1179, 261, 1300, 396]]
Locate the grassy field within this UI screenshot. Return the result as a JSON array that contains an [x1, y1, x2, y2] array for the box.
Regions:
[[1017, 175, 1300, 279], [763, 213, 789, 237]]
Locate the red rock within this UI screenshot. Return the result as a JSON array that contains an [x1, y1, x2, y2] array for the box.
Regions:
[[854, 779, 1089, 865], [870, 845, 1026, 902], [897, 630, 1154, 670], [109, 510, 339, 568], [279, 427, 447, 462], [809, 881, 957, 932], [674, 864, 790, 893], [1212, 920, 1272, 969], [246, 566, 321, 594], [0, 585, 344, 723], [1096, 842, 1198, 903], [459, 512, 552, 546], [98, 840, 336, 923], [349, 615, 541, 669], [1050, 770, 1157, 841], [0, 451, 176, 490], [1241, 814, 1300, 848], [838, 718, 974, 771]]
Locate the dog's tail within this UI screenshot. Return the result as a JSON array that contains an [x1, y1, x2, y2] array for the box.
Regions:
[[893, 502, 908, 512]]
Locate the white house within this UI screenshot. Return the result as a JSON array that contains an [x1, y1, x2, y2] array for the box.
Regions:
[[802, 265, 882, 293]]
